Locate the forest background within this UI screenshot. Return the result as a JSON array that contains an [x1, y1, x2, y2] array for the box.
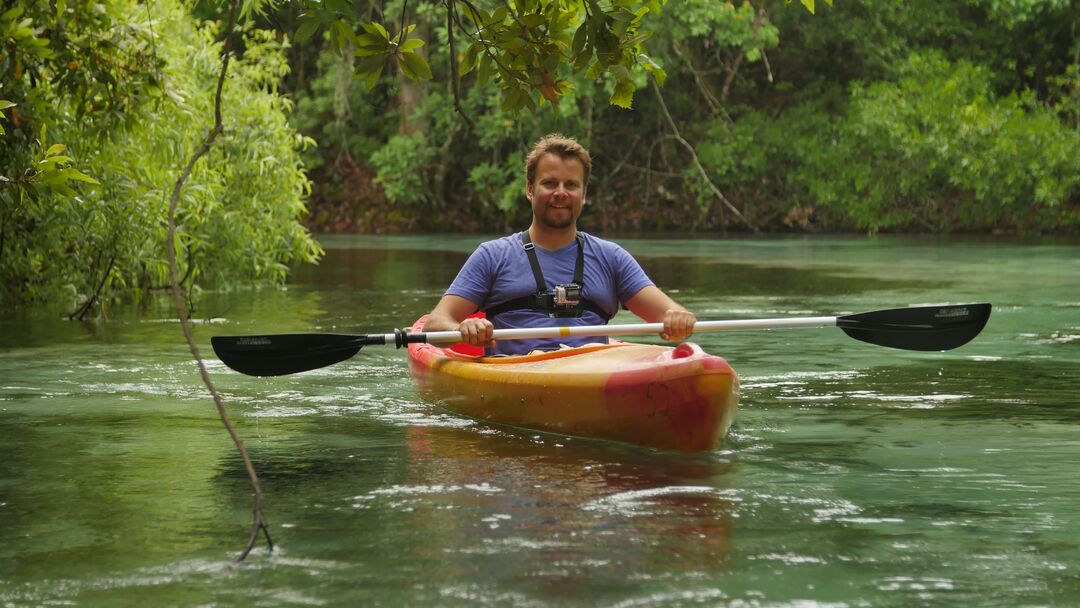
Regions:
[[1, 0, 1078, 313]]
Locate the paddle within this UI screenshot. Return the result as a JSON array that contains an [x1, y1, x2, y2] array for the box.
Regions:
[[211, 303, 991, 377]]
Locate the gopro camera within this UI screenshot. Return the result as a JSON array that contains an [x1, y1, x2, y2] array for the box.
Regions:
[[552, 283, 582, 311]]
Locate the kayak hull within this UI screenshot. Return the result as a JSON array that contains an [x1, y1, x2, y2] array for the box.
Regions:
[[406, 317, 739, 452]]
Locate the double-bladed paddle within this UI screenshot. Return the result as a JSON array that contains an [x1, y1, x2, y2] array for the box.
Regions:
[[211, 303, 991, 377]]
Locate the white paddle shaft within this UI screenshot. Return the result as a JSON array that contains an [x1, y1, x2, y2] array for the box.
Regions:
[[388, 316, 840, 346]]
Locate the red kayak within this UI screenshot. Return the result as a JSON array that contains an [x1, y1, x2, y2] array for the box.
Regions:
[[407, 316, 739, 451]]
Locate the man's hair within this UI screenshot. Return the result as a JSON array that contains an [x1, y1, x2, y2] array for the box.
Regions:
[[525, 134, 591, 186]]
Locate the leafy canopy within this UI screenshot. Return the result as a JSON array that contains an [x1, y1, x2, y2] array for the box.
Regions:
[[291, 0, 825, 112]]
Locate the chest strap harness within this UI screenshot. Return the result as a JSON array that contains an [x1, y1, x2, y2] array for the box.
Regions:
[[484, 232, 612, 321]]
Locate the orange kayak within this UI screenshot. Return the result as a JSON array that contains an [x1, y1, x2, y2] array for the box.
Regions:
[[406, 316, 739, 452]]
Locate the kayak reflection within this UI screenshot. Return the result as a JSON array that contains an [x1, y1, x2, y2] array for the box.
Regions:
[[400, 425, 735, 588]]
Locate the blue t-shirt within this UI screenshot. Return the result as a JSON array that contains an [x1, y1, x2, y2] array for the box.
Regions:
[[445, 232, 654, 355]]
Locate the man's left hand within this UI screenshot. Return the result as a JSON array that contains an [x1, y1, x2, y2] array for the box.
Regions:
[[660, 309, 696, 341]]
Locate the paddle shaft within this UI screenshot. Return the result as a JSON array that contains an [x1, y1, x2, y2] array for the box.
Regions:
[[407, 316, 840, 346], [211, 304, 990, 376]]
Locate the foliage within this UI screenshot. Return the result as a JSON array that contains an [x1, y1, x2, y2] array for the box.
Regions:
[[371, 131, 434, 205], [278, 0, 1075, 236], [289, 0, 672, 112], [803, 52, 1080, 232], [0, 0, 322, 310]]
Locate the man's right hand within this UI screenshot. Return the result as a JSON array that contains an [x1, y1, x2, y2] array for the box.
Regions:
[[456, 316, 496, 348], [423, 295, 496, 348]]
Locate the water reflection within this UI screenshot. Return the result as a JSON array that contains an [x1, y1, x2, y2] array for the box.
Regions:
[[4, 235, 1080, 607], [397, 425, 736, 601]]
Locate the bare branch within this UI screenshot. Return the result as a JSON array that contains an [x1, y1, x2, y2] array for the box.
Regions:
[[649, 76, 759, 233], [165, 0, 273, 563], [446, 1, 475, 128]]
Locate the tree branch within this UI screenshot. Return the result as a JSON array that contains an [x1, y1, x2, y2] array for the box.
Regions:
[[165, 0, 273, 563], [446, 1, 475, 128], [672, 42, 722, 117], [649, 76, 759, 233]]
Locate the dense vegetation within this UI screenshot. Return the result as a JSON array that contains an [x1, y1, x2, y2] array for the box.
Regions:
[[1, 0, 321, 311], [2, 0, 1078, 311], [279, 0, 1079, 235]]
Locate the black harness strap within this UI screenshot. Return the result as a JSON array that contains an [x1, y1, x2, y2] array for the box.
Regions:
[[484, 232, 612, 321]]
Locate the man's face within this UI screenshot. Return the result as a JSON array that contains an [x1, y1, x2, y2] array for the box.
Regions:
[[527, 153, 586, 230]]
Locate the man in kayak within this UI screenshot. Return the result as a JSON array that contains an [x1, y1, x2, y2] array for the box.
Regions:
[[423, 134, 696, 355]]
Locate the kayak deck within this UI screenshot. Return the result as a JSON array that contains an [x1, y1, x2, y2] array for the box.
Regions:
[[406, 317, 739, 452]]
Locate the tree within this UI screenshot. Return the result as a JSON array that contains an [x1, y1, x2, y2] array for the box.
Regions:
[[0, 0, 322, 311], [290, 0, 825, 118]]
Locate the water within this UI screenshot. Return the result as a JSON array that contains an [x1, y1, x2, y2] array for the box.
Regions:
[[2, 235, 1078, 606]]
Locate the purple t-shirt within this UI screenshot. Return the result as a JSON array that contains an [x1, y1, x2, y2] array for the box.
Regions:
[[446, 232, 654, 355]]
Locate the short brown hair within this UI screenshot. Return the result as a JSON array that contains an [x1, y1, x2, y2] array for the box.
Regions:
[[525, 134, 591, 186]]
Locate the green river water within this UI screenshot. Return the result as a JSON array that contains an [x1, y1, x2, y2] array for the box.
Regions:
[[1, 235, 1078, 607]]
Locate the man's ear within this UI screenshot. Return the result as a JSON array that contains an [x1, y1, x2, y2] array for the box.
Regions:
[[525, 182, 533, 200]]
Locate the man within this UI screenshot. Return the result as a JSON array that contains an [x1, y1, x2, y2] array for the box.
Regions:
[[423, 134, 695, 354]]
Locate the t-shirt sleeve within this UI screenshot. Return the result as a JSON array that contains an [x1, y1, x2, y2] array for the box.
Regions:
[[445, 243, 495, 306], [610, 244, 654, 303]]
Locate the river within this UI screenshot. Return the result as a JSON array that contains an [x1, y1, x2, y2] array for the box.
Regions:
[[2, 234, 1078, 606]]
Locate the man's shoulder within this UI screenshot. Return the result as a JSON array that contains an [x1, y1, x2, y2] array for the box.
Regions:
[[477, 233, 524, 251], [469, 233, 524, 265], [580, 232, 630, 256]]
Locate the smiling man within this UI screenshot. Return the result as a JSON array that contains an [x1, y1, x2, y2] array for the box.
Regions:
[[422, 134, 695, 355]]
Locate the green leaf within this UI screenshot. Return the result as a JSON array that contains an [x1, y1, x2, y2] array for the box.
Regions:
[[1, 6, 24, 21], [400, 52, 432, 81], [571, 22, 588, 57], [799, 0, 815, 14], [354, 44, 386, 58], [360, 22, 390, 41], [331, 20, 358, 47], [460, 43, 481, 75], [294, 18, 320, 43], [500, 35, 527, 50], [356, 32, 389, 53], [610, 79, 635, 109], [501, 87, 525, 113], [478, 53, 493, 84], [365, 65, 383, 91], [325, 0, 352, 14], [638, 53, 666, 86], [47, 143, 67, 156], [62, 168, 100, 185], [519, 14, 545, 28], [573, 46, 594, 72], [355, 54, 386, 75], [399, 38, 424, 53], [0, 100, 15, 111]]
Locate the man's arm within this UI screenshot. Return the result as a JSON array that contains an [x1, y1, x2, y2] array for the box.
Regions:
[[422, 294, 495, 347], [624, 285, 696, 341]]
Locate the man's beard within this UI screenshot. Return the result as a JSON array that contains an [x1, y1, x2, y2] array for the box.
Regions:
[[537, 205, 575, 229]]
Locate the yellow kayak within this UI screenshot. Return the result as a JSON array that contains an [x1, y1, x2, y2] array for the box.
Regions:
[[406, 316, 739, 452]]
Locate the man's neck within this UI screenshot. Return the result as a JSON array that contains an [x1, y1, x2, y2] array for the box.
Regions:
[[527, 223, 578, 251]]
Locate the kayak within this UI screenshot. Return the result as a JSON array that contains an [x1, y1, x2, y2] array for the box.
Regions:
[[406, 316, 739, 452]]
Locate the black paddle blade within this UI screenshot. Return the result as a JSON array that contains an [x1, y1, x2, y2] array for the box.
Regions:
[[837, 303, 991, 351], [211, 333, 369, 376]]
